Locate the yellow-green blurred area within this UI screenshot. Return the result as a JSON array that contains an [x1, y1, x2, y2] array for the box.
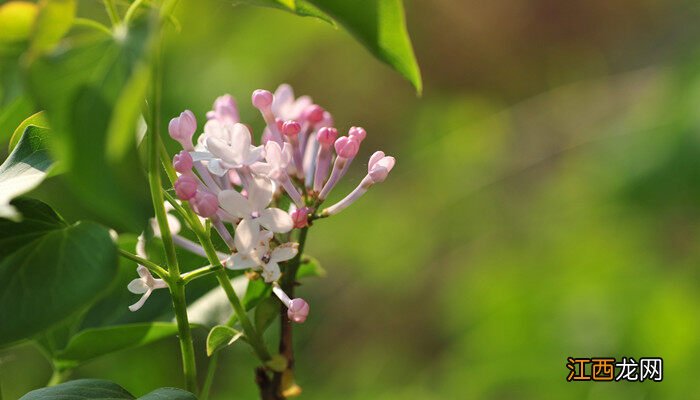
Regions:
[[4, 0, 700, 398]]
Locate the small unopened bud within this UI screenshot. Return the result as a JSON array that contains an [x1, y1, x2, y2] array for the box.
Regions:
[[303, 104, 325, 124], [291, 207, 311, 229], [191, 191, 219, 217], [174, 175, 198, 200], [282, 120, 302, 137], [367, 151, 396, 183], [168, 110, 197, 150], [287, 298, 310, 323], [173, 150, 193, 173], [317, 127, 338, 147], [348, 126, 366, 142], [207, 94, 239, 123], [334, 136, 360, 159], [252, 89, 274, 109]]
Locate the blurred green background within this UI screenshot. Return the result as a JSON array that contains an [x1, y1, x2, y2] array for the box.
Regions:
[[4, 0, 700, 398]]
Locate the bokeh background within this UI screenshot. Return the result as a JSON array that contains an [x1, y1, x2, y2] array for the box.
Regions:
[[3, 0, 700, 398]]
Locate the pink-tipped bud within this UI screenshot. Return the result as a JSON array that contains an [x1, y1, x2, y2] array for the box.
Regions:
[[287, 298, 310, 323], [174, 175, 198, 200], [192, 191, 219, 217], [317, 127, 338, 147], [282, 120, 302, 137], [348, 126, 367, 142], [252, 89, 273, 109], [303, 104, 325, 124], [334, 136, 360, 159], [291, 207, 311, 229], [367, 151, 396, 183], [207, 94, 239, 123], [169, 110, 197, 150], [173, 150, 193, 173]]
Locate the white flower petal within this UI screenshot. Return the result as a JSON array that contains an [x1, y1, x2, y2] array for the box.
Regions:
[[245, 145, 264, 165], [218, 190, 252, 218], [227, 252, 259, 270], [234, 217, 260, 254], [230, 123, 252, 162], [258, 208, 293, 233], [129, 290, 152, 312], [189, 151, 213, 161], [206, 137, 238, 164], [207, 159, 229, 177], [261, 261, 281, 283], [127, 278, 149, 294], [270, 242, 299, 263], [249, 162, 273, 176], [248, 177, 274, 212]]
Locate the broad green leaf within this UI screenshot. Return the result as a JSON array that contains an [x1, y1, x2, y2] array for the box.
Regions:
[[0, 198, 118, 346], [254, 296, 279, 334], [241, 0, 334, 24], [0, 95, 33, 143], [30, 0, 76, 54], [19, 379, 197, 400], [26, 19, 153, 231], [54, 322, 180, 369], [296, 255, 326, 279], [0, 126, 53, 221], [139, 388, 198, 400], [19, 379, 133, 400], [8, 111, 48, 151], [307, 0, 422, 93], [206, 325, 243, 356]]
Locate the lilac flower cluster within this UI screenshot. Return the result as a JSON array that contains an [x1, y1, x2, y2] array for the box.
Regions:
[[128, 84, 395, 323]]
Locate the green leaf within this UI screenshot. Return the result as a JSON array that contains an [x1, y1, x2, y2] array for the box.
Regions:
[[254, 296, 279, 334], [0, 126, 53, 221], [307, 0, 421, 93], [206, 324, 244, 356], [19, 379, 198, 400], [54, 322, 180, 369], [8, 111, 48, 151], [0, 198, 118, 346], [138, 387, 198, 400], [26, 19, 153, 231], [240, 0, 334, 24], [297, 255, 326, 279], [19, 379, 133, 400], [0, 96, 33, 144], [30, 0, 76, 54]]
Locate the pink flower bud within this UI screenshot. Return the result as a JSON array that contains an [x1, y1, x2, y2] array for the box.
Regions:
[[173, 150, 193, 173], [367, 151, 396, 183], [317, 127, 338, 147], [174, 175, 198, 200], [334, 136, 360, 159], [207, 94, 239, 123], [291, 207, 311, 229], [169, 110, 197, 150], [282, 120, 301, 137], [303, 104, 325, 124], [252, 89, 274, 109], [192, 191, 219, 217], [348, 126, 366, 142], [287, 298, 309, 323]]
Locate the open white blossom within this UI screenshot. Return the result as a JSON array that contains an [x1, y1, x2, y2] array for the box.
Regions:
[[227, 230, 298, 282], [272, 83, 312, 120], [218, 177, 293, 253], [128, 266, 167, 312], [192, 122, 263, 176]]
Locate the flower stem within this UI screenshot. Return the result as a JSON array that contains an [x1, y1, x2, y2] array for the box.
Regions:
[[118, 249, 169, 278], [200, 351, 220, 400], [272, 227, 309, 393], [147, 24, 198, 393], [102, 0, 121, 26]]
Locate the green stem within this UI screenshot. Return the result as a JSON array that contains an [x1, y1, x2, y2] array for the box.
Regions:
[[73, 18, 112, 35], [102, 0, 121, 26], [47, 368, 71, 386], [118, 248, 169, 278], [181, 264, 219, 283], [196, 233, 271, 362], [200, 351, 220, 400], [147, 25, 198, 393], [124, 0, 148, 26]]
